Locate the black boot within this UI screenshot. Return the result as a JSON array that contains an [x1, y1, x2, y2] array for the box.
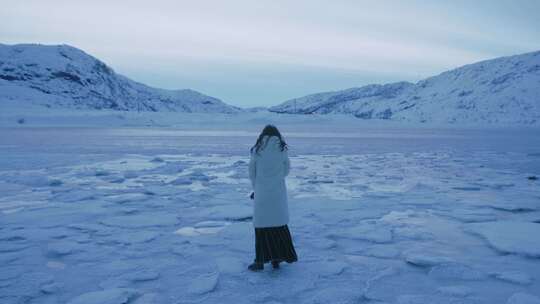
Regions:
[[271, 260, 280, 269], [248, 262, 263, 271]]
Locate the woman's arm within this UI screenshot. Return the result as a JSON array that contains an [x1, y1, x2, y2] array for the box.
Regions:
[[248, 152, 257, 188]]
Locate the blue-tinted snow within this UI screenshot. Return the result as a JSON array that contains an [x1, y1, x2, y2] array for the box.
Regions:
[[0, 121, 540, 303]]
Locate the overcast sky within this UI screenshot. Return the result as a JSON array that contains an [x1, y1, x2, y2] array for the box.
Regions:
[[2, 0, 540, 107]]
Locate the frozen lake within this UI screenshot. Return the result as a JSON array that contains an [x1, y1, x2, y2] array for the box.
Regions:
[[1, 126, 540, 303], [2, 127, 540, 169]]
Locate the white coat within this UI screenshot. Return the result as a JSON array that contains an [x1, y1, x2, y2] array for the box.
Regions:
[[249, 135, 290, 228]]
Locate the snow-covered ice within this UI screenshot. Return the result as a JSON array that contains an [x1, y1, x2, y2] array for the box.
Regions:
[[66, 288, 140, 304], [507, 292, 540, 304], [1, 119, 540, 303], [466, 221, 540, 257]]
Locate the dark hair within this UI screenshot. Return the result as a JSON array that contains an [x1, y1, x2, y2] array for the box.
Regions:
[[250, 124, 288, 154]]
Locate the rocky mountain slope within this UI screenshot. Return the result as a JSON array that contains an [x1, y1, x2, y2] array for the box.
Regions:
[[0, 44, 241, 113], [270, 51, 540, 124]]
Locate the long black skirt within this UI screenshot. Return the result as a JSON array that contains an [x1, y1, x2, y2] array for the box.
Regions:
[[254, 225, 298, 264]]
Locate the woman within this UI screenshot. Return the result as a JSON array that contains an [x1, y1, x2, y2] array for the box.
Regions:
[[248, 124, 298, 271]]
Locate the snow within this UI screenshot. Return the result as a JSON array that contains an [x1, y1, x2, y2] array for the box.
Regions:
[[396, 294, 477, 304], [174, 225, 228, 237], [428, 263, 486, 281], [269, 50, 540, 125], [2, 43, 540, 127], [436, 285, 474, 297], [215, 257, 245, 274], [466, 221, 540, 257], [507, 293, 540, 304], [1, 119, 540, 303], [329, 221, 393, 243], [492, 271, 534, 285], [66, 288, 140, 304], [404, 251, 455, 267], [46, 241, 79, 257], [100, 214, 178, 228], [188, 272, 219, 294], [0, 43, 241, 113]]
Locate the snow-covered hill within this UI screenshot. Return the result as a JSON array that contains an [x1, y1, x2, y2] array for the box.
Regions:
[[0, 44, 241, 113], [270, 51, 540, 125]]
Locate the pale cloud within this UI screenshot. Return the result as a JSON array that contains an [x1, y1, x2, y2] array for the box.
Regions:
[[1, 0, 539, 106]]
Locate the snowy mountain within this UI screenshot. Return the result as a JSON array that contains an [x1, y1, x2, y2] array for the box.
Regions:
[[0, 44, 241, 113], [270, 51, 540, 124]]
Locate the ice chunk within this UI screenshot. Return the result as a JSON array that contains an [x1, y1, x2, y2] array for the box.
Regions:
[[194, 221, 230, 228], [67, 288, 140, 304], [100, 175, 125, 183], [174, 225, 226, 237], [108, 231, 160, 244], [507, 293, 540, 304], [215, 257, 244, 274], [68, 223, 104, 233], [393, 227, 434, 240], [204, 205, 252, 221], [189, 171, 214, 182], [477, 195, 540, 212], [489, 201, 539, 212], [46, 241, 78, 257], [360, 245, 401, 259], [176, 220, 231, 237], [452, 186, 482, 191], [233, 160, 246, 166], [404, 250, 454, 267], [41, 282, 62, 294], [315, 260, 348, 276], [309, 286, 363, 304], [310, 238, 337, 249], [429, 263, 486, 281], [46, 261, 66, 269], [100, 213, 178, 228], [49, 179, 63, 186], [362, 267, 405, 301], [132, 293, 159, 304], [106, 193, 148, 204], [53, 190, 96, 203], [307, 179, 334, 184], [491, 271, 533, 285], [123, 171, 139, 179], [188, 272, 219, 294], [174, 227, 200, 237], [329, 221, 392, 243], [397, 294, 475, 304], [438, 208, 497, 223], [9, 174, 51, 187], [94, 170, 111, 177], [98, 278, 130, 289], [436, 285, 473, 297], [120, 270, 160, 282], [170, 177, 192, 185], [466, 221, 540, 257], [380, 210, 417, 222]]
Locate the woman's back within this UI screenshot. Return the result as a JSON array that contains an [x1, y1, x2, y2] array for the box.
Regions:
[[252, 135, 289, 180], [249, 134, 290, 228]]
